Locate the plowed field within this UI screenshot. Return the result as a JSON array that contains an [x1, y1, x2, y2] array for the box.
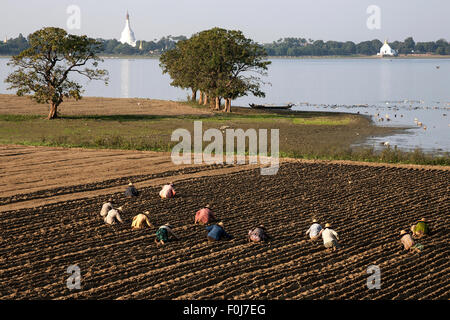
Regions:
[[0, 147, 449, 300]]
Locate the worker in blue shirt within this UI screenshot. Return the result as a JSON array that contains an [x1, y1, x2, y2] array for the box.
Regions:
[[206, 222, 233, 241]]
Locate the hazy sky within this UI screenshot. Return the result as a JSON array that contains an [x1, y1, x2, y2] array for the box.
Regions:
[[2, 0, 449, 43]]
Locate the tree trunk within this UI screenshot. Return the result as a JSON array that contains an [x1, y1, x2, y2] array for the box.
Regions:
[[223, 98, 231, 112], [215, 97, 220, 110], [203, 94, 208, 106], [191, 89, 197, 101], [48, 103, 58, 119], [198, 91, 203, 105], [209, 97, 215, 109]]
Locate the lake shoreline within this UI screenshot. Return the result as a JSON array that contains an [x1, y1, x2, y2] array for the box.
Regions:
[[2, 54, 450, 60], [0, 94, 448, 165]]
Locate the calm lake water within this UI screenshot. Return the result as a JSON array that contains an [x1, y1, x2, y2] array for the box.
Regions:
[[1, 57, 449, 153]]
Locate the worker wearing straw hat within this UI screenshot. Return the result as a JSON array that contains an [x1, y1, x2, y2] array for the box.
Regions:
[[195, 204, 216, 225], [400, 230, 423, 253], [319, 223, 340, 251], [131, 211, 153, 230], [125, 182, 139, 197], [104, 206, 124, 225], [159, 182, 176, 199], [155, 223, 178, 245], [305, 218, 323, 241], [206, 222, 233, 242], [410, 218, 430, 238]]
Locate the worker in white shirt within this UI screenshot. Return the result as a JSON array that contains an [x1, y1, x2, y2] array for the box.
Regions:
[[104, 206, 124, 225], [159, 182, 176, 199], [319, 223, 340, 251], [100, 199, 114, 217], [305, 219, 323, 241]]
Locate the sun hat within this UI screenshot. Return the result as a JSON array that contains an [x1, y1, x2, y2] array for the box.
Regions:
[[128, 182, 133, 186], [218, 222, 224, 227], [164, 223, 173, 228], [144, 211, 150, 215], [400, 230, 407, 236], [312, 219, 317, 223], [117, 206, 123, 211], [205, 204, 210, 208], [420, 218, 426, 222], [325, 223, 331, 228]]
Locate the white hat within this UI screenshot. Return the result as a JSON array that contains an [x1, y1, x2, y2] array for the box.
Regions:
[[312, 219, 317, 223], [400, 230, 407, 236], [144, 211, 150, 215], [128, 182, 133, 186]]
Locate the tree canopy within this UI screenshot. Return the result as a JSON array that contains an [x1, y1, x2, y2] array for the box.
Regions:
[[160, 28, 271, 112], [5, 27, 108, 119]]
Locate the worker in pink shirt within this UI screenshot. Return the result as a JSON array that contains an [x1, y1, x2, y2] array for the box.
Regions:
[[159, 182, 176, 199], [195, 205, 216, 225]]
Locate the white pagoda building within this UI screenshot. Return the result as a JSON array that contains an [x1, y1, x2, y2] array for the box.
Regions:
[[120, 11, 137, 47], [377, 40, 398, 57]]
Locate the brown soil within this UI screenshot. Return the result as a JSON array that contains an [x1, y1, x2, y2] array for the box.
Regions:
[[0, 94, 212, 116], [0, 146, 448, 300]]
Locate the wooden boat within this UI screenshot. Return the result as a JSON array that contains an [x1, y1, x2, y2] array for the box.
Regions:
[[249, 103, 294, 110]]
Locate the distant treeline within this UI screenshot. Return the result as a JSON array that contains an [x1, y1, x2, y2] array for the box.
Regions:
[[0, 34, 188, 56], [1, 33, 449, 56], [263, 37, 450, 56]]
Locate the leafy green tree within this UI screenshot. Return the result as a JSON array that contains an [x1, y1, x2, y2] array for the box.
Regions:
[[5, 27, 108, 119], [160, 28, 270, 112]]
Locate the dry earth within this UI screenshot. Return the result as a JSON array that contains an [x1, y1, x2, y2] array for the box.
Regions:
[[0, 94, 212, 116], [0, 145, 449, 299]]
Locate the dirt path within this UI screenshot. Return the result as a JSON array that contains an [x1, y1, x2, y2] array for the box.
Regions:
[[0, 145, 259, 211], [0, 94, 212, 116]]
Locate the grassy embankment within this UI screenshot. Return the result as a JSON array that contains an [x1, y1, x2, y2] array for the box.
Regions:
[[0, 97, 448, 165]]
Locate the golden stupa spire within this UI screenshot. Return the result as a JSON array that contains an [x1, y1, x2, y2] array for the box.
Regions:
[[139, 40, 143, 50]]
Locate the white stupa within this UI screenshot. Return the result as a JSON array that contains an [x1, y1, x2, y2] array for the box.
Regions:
[[377, 40, 397, 57], [120, 11, 137, 47]]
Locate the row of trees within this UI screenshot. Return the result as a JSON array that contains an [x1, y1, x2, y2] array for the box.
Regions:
[[263, 37, 450, 56], [2, 34, 448, 57], [5, 27, 267, 118], [0, 34, 187, 56], [160, 28, 270, 112]]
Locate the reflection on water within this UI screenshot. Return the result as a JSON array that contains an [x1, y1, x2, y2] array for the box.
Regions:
[[0, 57, 449, 152], [120, 59, 130, 98]]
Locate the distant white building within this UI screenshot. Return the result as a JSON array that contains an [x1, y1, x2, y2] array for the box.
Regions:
[[120, 11, 137, 47], [377, 40, 397, 57]]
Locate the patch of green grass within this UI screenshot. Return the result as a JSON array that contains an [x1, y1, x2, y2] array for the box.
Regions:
[[0, 110, 448, 166], [0, 114, 42, 121], [292, 117, 354, 126]]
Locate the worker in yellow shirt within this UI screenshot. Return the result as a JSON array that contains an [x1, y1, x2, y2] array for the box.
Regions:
[[131, 211, 153, 230]]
